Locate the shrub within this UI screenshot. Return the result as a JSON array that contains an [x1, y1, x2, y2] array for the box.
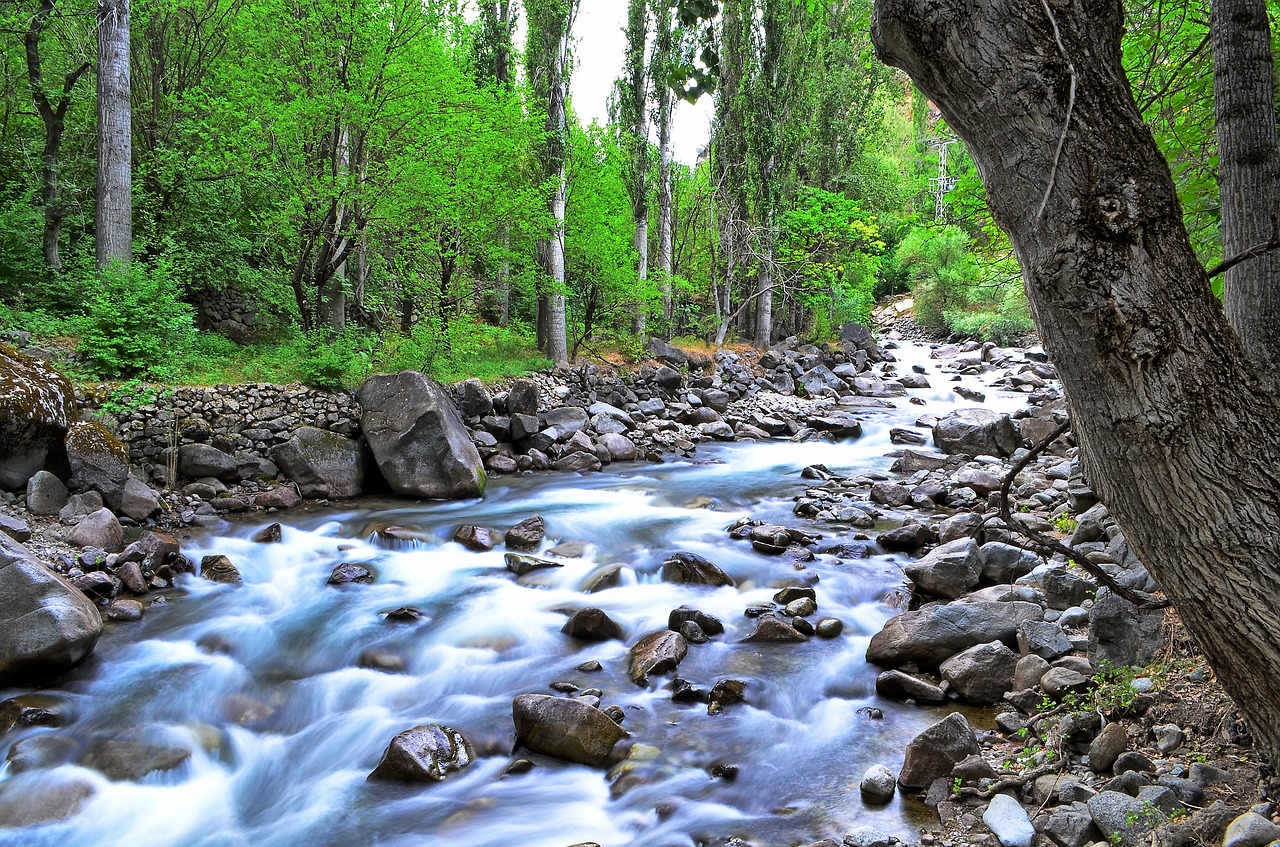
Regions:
[[75, 259, 196, 379]]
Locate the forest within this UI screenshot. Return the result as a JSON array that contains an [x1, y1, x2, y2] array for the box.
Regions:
[[0, 0, 1234, 388]]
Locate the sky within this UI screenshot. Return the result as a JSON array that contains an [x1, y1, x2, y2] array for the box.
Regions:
[[567, 3, 715, 165]]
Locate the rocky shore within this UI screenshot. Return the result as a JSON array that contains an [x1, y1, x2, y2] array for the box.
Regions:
[[0, 322, 1273, 847]]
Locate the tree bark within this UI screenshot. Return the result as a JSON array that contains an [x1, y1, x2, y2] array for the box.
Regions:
[[872, 0, 1280, 767], [1212, 0, 1280, 401], [623, 0, 650, 337], [96, 0, 132, 267], [652, 0, 675, 329]]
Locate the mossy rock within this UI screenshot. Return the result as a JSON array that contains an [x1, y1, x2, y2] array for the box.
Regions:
[[65, 421, 131, 502], [0, 345, 77, 489]]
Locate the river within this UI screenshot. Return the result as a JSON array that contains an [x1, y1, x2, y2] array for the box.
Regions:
[[0, 342, 1034, 847]]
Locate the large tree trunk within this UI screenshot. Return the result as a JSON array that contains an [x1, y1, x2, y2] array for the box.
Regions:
[[96, 0, 132, 267], [872, 0, 1280, 767], [1212, 0, 1280, 401], [623, 0, 650, 337]]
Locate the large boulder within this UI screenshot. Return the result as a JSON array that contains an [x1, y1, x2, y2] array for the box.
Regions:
[[904, 538, 983, 598], [661, 552, 735, 587], [64, 421, 130, 506], [0, 534, 102, 684], [368, 724, 474, 782], [0, 345, 75, 489], [178, 443, 239, 481], [933, 409, 1021, 458], [939, 640, 1019, 704], [357, 371, 486, 499], [512, 694, 628, 767], [628, 630, 688, 685], [1089, 588, 1165, 668], [898, 712, 982, 789], [271, 427, 366, 499], [66, 507, 123, 552], [25, 471, 68, 517], [866, 599, 1043, 668]]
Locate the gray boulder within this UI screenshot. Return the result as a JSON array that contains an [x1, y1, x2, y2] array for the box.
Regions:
[[661, 552, 735, 587], [1018, 620, 1072, 660], [940, 640, 1018, 704], [561, 608, 625, 642], [0, 534, 102, 683], [455, 378, 493, 418], [512, 693, 628, 767], [25, 471, 68, 516], [543, 406, 588, 436], [983, 792, 1036, 847], [860, 764, 897, 802], [1223, 812, 1280, 847], [980, 542, 1040, 584], [628, 630, 688, 685], [875, 670, 946, 703], [1086, 790, 1165, 845], [64, 421, 130, 505], [1089, 588, 1165, 667], [898, 712, 981, 789], [271, 426, 366, 499], [67, 507, 123, 552], [357, 371, 486, 499], [117, 477, 160, 521], [506, 380, 540, 416], [866, 600, 1043, 668], [904, 538, 983, 598], [368, 724, 474, 782], [178, 444, 239, 481], [597, 433, 639, 462], [933, 409, 1020, 457]]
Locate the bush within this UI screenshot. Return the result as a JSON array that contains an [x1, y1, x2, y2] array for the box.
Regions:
[[75, 260, 196, 379], [893, 225, 978, 334]]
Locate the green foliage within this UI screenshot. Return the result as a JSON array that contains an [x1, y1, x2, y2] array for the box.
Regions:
[[75, 260, 197, 379], [1052, 514, 1079, 534], [893, 225, 978, 333], [97, 378, 166, 418]]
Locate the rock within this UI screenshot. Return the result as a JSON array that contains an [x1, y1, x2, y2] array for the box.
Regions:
[[115, 562, 147, 594], [256, 486, 302, 510], [898, 712, 982, 789], [67, 507, 123, 552], [905, 538, 983, 599], [875, 670, 946, 703], [1013, 654, 1050, 691], [940, 640, 1018, 704], [552, 451, 603, 472], [328, 563, 374, 585], [1044, 808, 1099, 847], [1087, 790, 1165, 846], [860, 764, 897, 802], [0, 344, 76, 490], [561, 608, 624, 642], [1042, 568, 1095, 610], [0, 696, 63, 736], [866, 600, 1043, 668], [456, 378, 494, 418], [628, 630, 688, 685], [1223, 812, 1280, 847], [1089, 588, 1165, 667], [512, 693, 628, 768], [200, 555, 242, 584], [270, 427, 366, 499], [178, 443, 239, 481], [1018, 620, 1073, 660], [106, 599, 144, 621], [980, 542, 1040, 584], [954, 467, 1003, 496], [119, 531, 181, 571], [368, 724, 474, 782], [69, 571, 117, 601], [983, 792, 1036, 847], [357, 371, 487, 499], [0, 534, 102, 683], [252, 523, 283, 544], [816, 618, 844, 638], [64, 420, 130, 505], [742, 616, 808, 642], [1089, 722, 1128, 772], [668, 607, 724, 635], [597, 433, 639, 462], [505, 515, 546, 550], [661, 551, 735, 587], [25, 471, 68, 516], [1113, 751, 1154, 774], [544, 406, 589, 436], [0, 514, 30, 542], [1153, 724, 1184, 754], [953, 753, 998, 781], [117, 477, 160, 521], [843, 826, 893, 847], [504, 553, 561, 576], [80, 736, 191, 781], [453, 525, 502, 551], [933, 409, 1020, 457], [0, 772, 95, 826], [645, 337, 688, 366], [938, 512, 985, 544], [1041, 667, 1092, 699]]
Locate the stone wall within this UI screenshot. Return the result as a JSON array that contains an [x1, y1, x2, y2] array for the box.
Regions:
[[192, 288, 258, 338]]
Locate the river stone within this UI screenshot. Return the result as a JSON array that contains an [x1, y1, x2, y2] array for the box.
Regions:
[[1153, 724, 1184, 754], [504, 553, 561, 576], [628, 630, 688, 685], [0, 696, 63, 736], [80, 736, 192, 781], [507, 380, 540, 416], [743, 615, 808, 642], [0, 344, 76, 490], [368, 724, 474, 783], [1089, 587, 1165, 667], [904, 538, 983, 599], [843, 826, 893, 847], [67, 507, 123, 552], [453, 525, 502, 551], [1042, 567, 1095, 610], [1089, 722, 1128, 772], [866, 600, 1043, 668], [120, 531, 181, 571], [256, 485, 302, 510], [933, 409, 1020, 457], [178, 443, 239, 481], [106, 599, 144, 621], [270, 427, 366, 499], [598, 433, 639, 462], [0, 771, 95, 827], [668, 607, 725, 635], [200, 555, 243, 584], [0, 534, 102, 684], [357, 371, 486, 499], [898, 712, 982, 789], [1018, 620, 1073, 660], [877, 522, 936, 551], [512, 693, 627, 767], [980, 542, 1040, 584], [553, 451, 603, 472], [861, 764, 897, 802], [25, 471, 68, 516], [938, 512, 985, 544], [64, 420, 130, 506], [505, 515, 546, 550], [1043, 808, 1098, 847], [1223, 812, 1280, 847], [328, 563, 374, 585], [1013, 654, 1050, 691], [661, 551, 735, 587], [115, 561, 147, 595], [455, 378, 493, 418], [562, 608, 624, 641], [939, 640, 1018, 704], [0, 514, 29, 542], [544, 406, 588, 436], [117, 477, 160, 521], [954, 467, 1003, 496], [1041, 667, 1092, 699], [1087, 790, 1164, 845], [983, 792, 1036, 847], [875, 670, 946, 703]]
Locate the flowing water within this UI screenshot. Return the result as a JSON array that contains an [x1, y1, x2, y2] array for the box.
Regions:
[[0, 344, 1035, 847]]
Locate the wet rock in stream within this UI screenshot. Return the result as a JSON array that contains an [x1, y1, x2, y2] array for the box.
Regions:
[[368, 724, 474, 782]]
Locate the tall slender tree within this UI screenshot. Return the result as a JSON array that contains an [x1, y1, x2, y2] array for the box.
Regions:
[[650, 0, 677, 328], [617, 0, 650, 336], [1212, 0, 1280, 400], [96, 0, 131, 266], [476, 0, 518, 325]]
